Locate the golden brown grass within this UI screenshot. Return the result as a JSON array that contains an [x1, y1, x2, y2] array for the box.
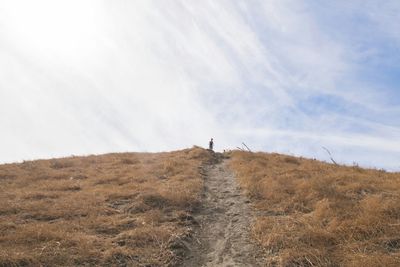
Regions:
[[229, 151, 400, 267], [0, 147, 211, 266]]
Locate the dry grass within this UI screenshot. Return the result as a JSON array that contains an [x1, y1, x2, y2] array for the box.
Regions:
[[0, 147, 211, 266], [229, 151, 400, 267]]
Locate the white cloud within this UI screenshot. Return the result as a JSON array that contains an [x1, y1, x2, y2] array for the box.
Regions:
[[0, 0, 399, 170]]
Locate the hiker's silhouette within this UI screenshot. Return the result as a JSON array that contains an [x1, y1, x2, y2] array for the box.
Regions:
[[209, 138, 214, 151]]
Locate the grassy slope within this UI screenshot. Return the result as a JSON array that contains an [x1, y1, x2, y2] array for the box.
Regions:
[[229, 151, 400, 267], [0, 147, 211, 266]]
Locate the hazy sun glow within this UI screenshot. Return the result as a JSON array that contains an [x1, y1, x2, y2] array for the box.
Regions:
[[3, 0, 102, 61]]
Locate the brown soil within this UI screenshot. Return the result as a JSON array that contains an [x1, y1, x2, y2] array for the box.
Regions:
[[182, 154, 264, 266]]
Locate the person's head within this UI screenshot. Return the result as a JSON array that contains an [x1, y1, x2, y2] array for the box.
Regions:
[[211, 138, 213, 141]]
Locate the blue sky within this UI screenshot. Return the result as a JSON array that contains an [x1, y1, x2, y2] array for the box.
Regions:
[[1, 0, 399, 170]]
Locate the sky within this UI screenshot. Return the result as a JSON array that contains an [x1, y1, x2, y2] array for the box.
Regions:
[[1, 0, 400, 170]]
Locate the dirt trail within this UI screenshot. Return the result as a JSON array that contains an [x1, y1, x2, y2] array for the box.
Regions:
[[182, 155, 264, 266]]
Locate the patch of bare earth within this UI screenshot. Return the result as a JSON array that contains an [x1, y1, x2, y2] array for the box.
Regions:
[[182, 154, 264, 266]]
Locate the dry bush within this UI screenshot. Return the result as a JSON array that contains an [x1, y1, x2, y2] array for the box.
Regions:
[[229, 151, 400, 266], [120, 157, 140, 165], [50, 159, 74, 169], [0, 146, 211, 266]]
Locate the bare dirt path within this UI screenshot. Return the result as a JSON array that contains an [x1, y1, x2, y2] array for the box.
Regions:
[[182, 155, 264, 266]]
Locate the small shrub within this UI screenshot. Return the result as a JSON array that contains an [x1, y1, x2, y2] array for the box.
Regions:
[[50, 160, 74, 169], [120, 158, 139, 165], [283, 156, 300, 165]]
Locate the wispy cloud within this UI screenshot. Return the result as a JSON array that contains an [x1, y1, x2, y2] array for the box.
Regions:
[[0, 0, 399, 170]]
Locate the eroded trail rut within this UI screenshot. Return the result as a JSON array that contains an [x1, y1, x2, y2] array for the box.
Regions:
[[182, 157, 264, 266]]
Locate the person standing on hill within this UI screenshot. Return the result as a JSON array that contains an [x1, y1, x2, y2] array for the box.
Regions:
[[209, 138, 214, 151]]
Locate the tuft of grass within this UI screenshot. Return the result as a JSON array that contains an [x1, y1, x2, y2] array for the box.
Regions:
[[229, 151, 400, 266], [0, 147, 211, 266]]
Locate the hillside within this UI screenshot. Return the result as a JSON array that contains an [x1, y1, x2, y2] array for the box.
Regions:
[[229, 151, 400, 266], [0, 147, 210, 266], [1, 148, 400, 266]]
